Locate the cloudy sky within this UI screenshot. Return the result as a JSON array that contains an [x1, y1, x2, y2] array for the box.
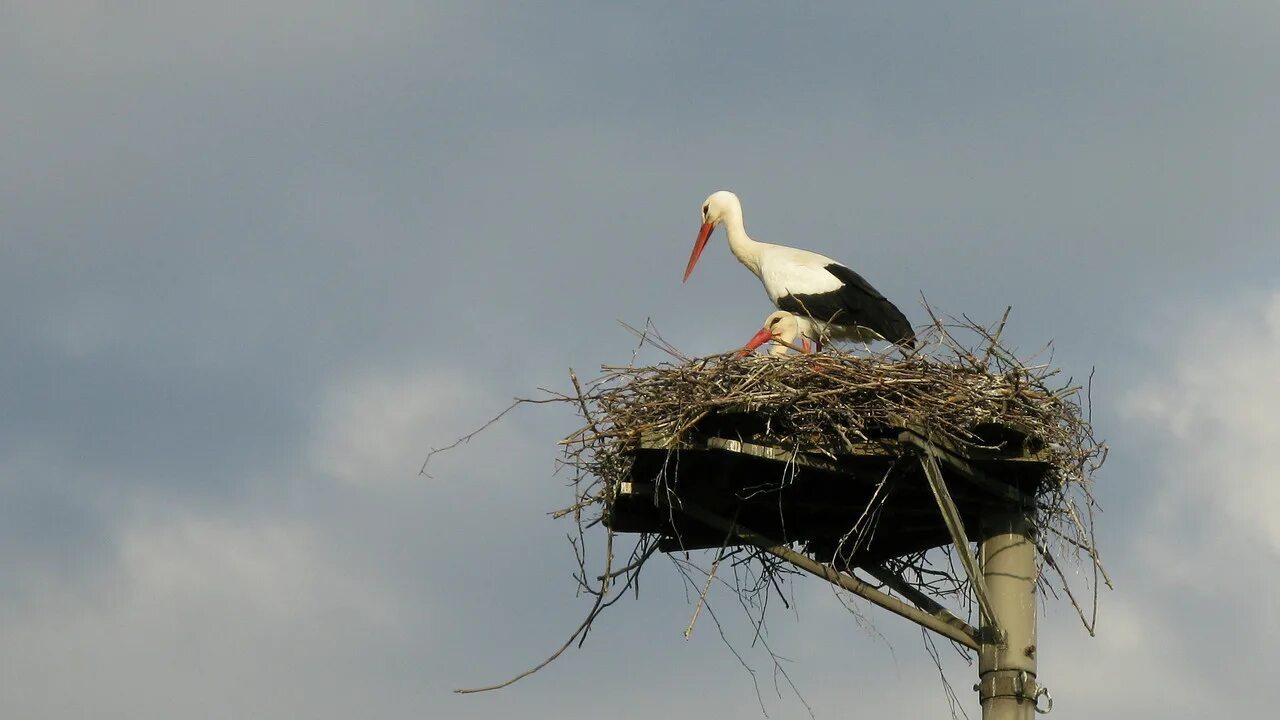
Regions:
[[3, 2, 1278, 717]]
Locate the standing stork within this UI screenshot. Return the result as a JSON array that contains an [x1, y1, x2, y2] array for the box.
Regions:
[[684, 190, 915, 349]]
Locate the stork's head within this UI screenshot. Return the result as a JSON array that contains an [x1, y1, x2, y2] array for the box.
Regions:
[[683, 190, 742, 282], [738, 310, 801, 357]]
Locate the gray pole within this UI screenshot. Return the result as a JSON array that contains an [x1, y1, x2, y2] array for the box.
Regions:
[[978, 507, 1040, 720]]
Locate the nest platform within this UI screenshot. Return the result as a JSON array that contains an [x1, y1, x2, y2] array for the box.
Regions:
[[608, 413, 1051, 566], [561, 337, 1103, 577]]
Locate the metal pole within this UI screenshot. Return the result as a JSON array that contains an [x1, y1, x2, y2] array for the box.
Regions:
[[978, 507, 1040, 720]]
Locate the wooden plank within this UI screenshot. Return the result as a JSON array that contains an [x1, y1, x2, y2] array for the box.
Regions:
[[640, 430, 890, 463]]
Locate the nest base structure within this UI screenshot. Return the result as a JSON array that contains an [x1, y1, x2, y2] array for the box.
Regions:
[[606, 411, 1049, 567], [604, 408, 1052, 718], [563, 331, 1102, 719]]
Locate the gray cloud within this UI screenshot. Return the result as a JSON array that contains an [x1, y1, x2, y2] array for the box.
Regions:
[[3, 2, 1279, 717]]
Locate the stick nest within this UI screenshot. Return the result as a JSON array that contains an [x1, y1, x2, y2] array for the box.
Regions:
[[555, 312, 1108, 638], [570, 344, 1099, 490], [563, 312, 1104, 516]]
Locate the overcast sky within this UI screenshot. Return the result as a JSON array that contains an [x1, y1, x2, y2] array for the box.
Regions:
[[3, 2, 1279, 718]]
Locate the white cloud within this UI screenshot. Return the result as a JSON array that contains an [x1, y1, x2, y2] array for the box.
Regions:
[[0, 510, 408, 719], [1032, 288, 1280, 716], [118, 514, 399, 626], [1041, 593, 1210, 718], [308, 367, 504, 488], [1125, 291, 1280, 558]]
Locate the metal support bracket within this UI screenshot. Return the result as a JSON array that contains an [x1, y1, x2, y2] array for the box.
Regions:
[[915, 448, 1000, 633], [669, 495, 981, 651], [977, 670, 1052, 714], [861, 564, 980, 641], [977, 670, 1036, 703]]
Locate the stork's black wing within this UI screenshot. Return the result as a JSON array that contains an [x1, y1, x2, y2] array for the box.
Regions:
[[776, 263, 915, 347]]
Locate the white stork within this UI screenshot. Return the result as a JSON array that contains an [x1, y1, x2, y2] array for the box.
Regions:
[[738, 310, 811, 357], [684, 190, 915, 349]]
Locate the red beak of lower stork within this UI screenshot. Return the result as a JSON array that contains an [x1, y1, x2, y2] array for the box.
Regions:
[[683, 222, 715, 282], [737, 326, 777, 357]]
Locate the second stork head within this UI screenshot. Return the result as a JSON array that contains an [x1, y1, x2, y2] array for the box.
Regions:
[[739, 310, 809, 357]]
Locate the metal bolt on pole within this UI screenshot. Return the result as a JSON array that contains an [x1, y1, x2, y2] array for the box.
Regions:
[[978, 507, 1040, 720]]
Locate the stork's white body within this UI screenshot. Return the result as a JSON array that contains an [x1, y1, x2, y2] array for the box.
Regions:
[[752, 246, 888, 344]]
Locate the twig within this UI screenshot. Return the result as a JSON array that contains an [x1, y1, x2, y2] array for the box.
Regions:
[[684, 544, 724, 640]]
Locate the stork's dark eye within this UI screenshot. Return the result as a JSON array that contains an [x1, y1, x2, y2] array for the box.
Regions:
[[702, 204, 710, 217]]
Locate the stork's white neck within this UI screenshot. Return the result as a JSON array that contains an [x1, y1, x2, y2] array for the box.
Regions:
[[720, 205, 767, 277]]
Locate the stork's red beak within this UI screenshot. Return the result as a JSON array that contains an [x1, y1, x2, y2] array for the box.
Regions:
[[683, 222, 715, 282], [737, 327, 776, 357]]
